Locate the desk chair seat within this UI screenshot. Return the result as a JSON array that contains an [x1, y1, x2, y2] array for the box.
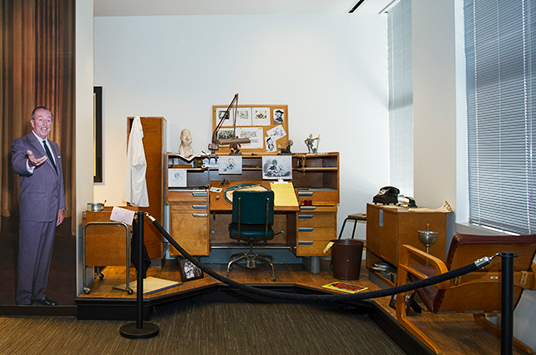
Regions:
[[226, 191, 276, 281], [396, 233, 536, 354]]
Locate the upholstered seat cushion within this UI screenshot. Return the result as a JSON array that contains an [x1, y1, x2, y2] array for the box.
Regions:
[[229, 223, 274, 239]]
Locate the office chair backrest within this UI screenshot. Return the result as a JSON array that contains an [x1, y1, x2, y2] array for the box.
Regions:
[[432, 233, 536, 313], [231, 191, 275, 225]]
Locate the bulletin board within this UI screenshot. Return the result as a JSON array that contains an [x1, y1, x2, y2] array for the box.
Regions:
[[212, 104, 289, 155]]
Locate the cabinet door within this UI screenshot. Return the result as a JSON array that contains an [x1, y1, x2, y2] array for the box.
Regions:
[[366, 205, 381, 255], [380, 210, 398, 265], [170, 212, 209, 256]]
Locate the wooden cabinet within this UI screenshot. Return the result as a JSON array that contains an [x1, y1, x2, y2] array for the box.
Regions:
[[168, 191, 210, 256], [127, 117, 166, 261], [296, 205, 337, 256], [165, 152, 339, 258], [366, 203, 452, 284]]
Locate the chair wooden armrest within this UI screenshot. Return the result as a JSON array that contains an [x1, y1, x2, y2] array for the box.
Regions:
[[525, 262, 536, 290], [397, 244, 450, 288]]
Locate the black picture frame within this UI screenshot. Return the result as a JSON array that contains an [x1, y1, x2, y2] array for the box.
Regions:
[[389, 292, 416, 313], [93, 86, 103, 183], [178, 258, 204, 282]]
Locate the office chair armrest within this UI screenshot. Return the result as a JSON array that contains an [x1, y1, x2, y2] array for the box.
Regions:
[[397, 244, 450, 289]]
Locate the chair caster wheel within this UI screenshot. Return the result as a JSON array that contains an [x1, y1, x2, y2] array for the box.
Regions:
[[127, 289, 133, 295], [83, 287, 90, 294], [98, 272, 104, 279], [272, 276, 276, 282]]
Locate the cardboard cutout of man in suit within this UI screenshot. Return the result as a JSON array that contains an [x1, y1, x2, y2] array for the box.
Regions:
[[11, 106, 66, 306]]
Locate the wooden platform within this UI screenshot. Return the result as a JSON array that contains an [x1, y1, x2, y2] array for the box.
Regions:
[[75, 259, 529, 355]]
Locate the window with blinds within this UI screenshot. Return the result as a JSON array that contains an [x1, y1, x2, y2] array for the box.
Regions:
[[388, 0, 414, 197], [465, 0, 535, 234]]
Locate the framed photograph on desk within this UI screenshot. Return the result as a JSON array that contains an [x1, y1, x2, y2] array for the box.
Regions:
[[178, 258, 204, 282], [262, 155, 292, 179]]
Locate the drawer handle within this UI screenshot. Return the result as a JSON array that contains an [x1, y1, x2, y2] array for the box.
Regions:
[[298, 227, 314, 232], [192, 205, 207, 209], [300, 206, 316, 211], [298, 214, 314, 219], [192, 213, 208, 218], [298, 241, 314, 245], [298, 191, 314, 197], [192, 192, 207, 197]]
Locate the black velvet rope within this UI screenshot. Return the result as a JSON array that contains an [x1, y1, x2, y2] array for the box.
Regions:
[[149, 216, 479, 303]]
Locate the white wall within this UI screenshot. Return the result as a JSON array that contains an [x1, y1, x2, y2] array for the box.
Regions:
[[93, 14, 389, 239], [412, 0, 457, 211], [75, 0, 94, 296], [412, 0, 536, 349]]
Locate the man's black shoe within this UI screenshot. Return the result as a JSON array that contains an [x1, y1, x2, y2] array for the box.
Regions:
[[31, 297, 57, 306]]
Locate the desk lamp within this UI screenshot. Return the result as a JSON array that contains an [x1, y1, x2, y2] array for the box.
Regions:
[[208, 93, 251, 158]]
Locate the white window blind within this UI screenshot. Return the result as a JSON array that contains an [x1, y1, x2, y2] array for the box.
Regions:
[[388, 0, 414, 197], [465, 0, 535, 234]]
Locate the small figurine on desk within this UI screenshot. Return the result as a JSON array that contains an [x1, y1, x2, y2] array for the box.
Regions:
[[230, 137, 241, 155], [305, 134, 320, 154], [278, 139, 294, 154], [179, 128, 194, 157]]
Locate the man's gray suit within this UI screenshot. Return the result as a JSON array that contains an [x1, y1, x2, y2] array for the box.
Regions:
[[12, 132, 65, 304]]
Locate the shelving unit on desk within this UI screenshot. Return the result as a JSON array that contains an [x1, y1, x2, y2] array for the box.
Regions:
[[291, 153, 339, 257]]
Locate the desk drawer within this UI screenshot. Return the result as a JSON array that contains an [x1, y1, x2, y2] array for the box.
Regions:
[[296, 190, 338, 205], [296, 239, 332, 257], [297, 227, 336, 240], [170, 211, 209, 256], [168, 190, 208, 203], [298, 213, 336, 227], [171, 203, 208, 214]]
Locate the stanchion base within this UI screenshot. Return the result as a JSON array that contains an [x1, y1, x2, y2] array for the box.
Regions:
[[120, 322, 159, 339]]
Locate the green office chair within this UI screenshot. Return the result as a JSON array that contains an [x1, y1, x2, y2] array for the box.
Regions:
[[227, 190, 276, 281]]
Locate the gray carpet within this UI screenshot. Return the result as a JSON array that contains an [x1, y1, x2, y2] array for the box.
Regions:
[[0, 297, 405, 355]]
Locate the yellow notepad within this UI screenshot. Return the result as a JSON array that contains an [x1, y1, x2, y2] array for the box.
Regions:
[[270, 182, 299, 207]]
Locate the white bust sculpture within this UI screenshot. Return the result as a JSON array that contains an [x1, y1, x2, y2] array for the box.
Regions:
[[179, 128, 194, 157]]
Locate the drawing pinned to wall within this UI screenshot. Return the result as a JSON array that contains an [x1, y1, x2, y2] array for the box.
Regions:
[[216, 107, 234, 127], [235, 108, 252, 126], [217, 128, 235, 141], [273, 109, 285, 124], [252, 107, 270, 126], [265, 136, 277, 152], [219, 155, 242, 174], [267, 125, 286, 141], [237, 127, 263, 149]]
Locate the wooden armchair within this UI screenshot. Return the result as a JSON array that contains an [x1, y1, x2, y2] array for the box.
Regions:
[[396, 233, 536, 354]]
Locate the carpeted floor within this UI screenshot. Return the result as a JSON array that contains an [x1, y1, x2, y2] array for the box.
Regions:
[[0, 295, 406, 355]]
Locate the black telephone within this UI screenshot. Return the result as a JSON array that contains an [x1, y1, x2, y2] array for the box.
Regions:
[[373, 186, 400, 205]]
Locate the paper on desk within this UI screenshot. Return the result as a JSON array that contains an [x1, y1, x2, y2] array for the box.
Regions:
[[110, 206, 135, 225], [270, 182, 299, 207]]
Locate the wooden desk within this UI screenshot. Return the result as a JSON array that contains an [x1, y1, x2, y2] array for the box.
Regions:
[[166, 153, 340, 261], [82, 207, 136, 293], [209, 180, 300, 212]]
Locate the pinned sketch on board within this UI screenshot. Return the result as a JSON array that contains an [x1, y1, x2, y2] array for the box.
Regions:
[[252, 107, 270, 126]]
